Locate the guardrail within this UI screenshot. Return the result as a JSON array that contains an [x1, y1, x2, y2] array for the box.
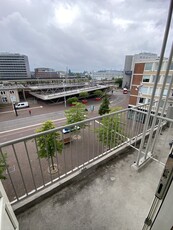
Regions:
[[0, 105, 170, 204]]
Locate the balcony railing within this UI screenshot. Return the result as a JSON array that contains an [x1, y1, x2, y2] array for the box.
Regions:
[[0, 104, 170, 206]]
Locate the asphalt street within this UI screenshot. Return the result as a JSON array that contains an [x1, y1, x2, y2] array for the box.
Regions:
[[0, 90, 129, 142], [1, 90, 131, 202]]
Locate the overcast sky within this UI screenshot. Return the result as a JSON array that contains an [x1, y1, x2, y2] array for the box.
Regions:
[[0, 0, 172, 72]]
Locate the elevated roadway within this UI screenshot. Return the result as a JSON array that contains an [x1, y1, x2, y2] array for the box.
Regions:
[[29, 85, 111, 100]]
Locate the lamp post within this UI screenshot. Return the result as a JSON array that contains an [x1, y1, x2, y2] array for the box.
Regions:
[[13, 102, 18, 116], [63, 80, 67, 108]]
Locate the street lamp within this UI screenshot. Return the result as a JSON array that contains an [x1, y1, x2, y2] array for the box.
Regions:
[[63, 80, 67, 108], [13, 102, 18, 116]]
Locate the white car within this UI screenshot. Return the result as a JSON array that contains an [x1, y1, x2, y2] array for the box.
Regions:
[[15, 102, 29, 109]]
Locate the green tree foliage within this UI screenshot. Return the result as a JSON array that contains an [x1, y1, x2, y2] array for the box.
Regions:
[[36, 120, 63, 170], [115, 78, 123, 88], [79, 91, 89, 99], [67, 97, 78, 105], [93, 90, 103, 98], [76, 73, 81, 78], [98, 96, 110, 115], [96, 107, 124, 149], [0, 153, 7, 180], [65, 102, 87, 126]]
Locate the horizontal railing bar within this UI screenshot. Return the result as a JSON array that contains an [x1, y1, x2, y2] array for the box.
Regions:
[[0, 102, 157, 148], [2, 98, 171, 206], [0, 108, 131, 147], [131, 108, 172, 122]]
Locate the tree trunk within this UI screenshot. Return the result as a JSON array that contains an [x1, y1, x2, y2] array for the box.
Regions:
[[50, 156, 55, 170]]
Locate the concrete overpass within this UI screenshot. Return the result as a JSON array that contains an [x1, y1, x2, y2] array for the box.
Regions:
[[29, 85, 111, 100]]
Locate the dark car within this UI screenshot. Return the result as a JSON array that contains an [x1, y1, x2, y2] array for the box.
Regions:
[[62, 125, 80, 134]]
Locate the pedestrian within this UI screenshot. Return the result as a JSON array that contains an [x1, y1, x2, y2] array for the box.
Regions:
[[29, 110, 31, 115], [90, 105, 94, 112]]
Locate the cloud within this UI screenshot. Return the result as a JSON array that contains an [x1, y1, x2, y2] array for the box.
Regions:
[[0, 0, 172, 71]]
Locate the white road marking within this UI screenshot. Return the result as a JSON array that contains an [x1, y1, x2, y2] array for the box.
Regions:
[[0, 106, 43, 114], [0, 117, 66, 135], [95, 120, 104, 126]]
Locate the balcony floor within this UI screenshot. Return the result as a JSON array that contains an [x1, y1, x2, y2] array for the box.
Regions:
[[16, 130, 169, 230]]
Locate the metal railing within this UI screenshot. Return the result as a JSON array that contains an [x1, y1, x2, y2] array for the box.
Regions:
[[0, 104, 171, 204]]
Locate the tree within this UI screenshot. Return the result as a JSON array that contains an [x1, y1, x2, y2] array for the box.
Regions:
[[76, 73, 81, 78], [98, 96, 110, 115], [93, 90, 103, 98], [68, 69, 74, 76], [67, 97, 78, 105], [96, 107, 124, 149], [115, 78, 123, 88], [0, 153, 7, 179], [65, 102, 87, 126], [79, 91, 89, 99], [36, 120, 63, 171]]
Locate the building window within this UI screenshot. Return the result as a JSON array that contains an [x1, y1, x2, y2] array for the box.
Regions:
[[160, 100, 164, 107], [152, 75, 156, 83], [143, 75, 150, 82], [148, 87, 153, 95], [144, 63, 153, 71], [139, 98, 146, 103], [140, 86, 148, 94], [170, 62, 173, 70], [161, 63, 166, 71], [2, 97, 8, 103], [163, 89, 168, 96], [166, 75, 172, 83], [154, 63, 158, 71], [148, 88, 159, 96], [1, 91, 5, 94]]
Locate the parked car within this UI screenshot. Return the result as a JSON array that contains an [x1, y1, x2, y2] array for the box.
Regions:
[[123, 88, 128, 94], [15, 102, 29, 109], [62, 125, 80, 134]]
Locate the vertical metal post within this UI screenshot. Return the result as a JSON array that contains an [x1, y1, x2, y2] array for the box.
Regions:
[[136, 0, 173, 166], [34, 138, 45, 187], [12, 144, 28, 196], [146, 42, 173, 156], [13, 103, 18, 116]]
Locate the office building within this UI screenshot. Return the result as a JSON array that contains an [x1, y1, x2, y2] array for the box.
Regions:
[[0, 53, 31, 80]]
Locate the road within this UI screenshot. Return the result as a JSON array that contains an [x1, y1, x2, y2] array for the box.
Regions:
[[0, 90, 129, 143]]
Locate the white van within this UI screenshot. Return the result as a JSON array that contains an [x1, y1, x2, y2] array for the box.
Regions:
[[15, 102, 29, 109]]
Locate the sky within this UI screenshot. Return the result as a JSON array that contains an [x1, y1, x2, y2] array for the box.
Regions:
[[0, 0, 172, 72]]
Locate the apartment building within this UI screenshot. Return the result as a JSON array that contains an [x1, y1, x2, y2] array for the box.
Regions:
[[122, 52, 157, 89], [0, 53, 31, 80], [129, 58, 173, 107]]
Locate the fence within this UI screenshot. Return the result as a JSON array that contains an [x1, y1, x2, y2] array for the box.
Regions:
[[0, 105, 170, 204]]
